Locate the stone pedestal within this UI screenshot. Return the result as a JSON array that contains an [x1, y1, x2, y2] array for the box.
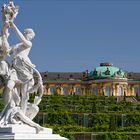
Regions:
[[0, 124, 68, 140]]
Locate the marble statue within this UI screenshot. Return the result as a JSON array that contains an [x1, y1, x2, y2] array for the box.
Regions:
[[0, 1, 68, 139], [0, 0, 44, 133]]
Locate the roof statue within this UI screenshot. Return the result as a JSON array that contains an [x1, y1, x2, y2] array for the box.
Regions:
[[89, 63, 126, 79]]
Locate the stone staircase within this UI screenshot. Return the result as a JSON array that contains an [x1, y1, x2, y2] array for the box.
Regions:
[[117, 96, 139, 103], [126, 97, 138, 103]]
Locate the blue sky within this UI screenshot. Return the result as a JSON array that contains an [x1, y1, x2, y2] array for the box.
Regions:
[[0, 0, 140, 72]]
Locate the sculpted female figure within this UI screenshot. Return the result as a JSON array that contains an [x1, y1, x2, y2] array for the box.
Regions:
[[10, 21, 36, 114], [9, 20, 43, 116]]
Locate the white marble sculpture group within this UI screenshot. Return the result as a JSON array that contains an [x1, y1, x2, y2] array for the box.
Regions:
[[0, 1, 44, 133]]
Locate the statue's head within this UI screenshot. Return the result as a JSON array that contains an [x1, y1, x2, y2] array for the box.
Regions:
[[23, 28, 35, 41]]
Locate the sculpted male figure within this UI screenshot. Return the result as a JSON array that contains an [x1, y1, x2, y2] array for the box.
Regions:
[[9, 21, 37, 114], [0, 22, 20, 125]]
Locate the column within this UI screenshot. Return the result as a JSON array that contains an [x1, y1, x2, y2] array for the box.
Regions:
[[116, 84, 119, 96], [102, 86, 106, 96], [48, 87, 51, 95], [98, 84, 102, 96], [112, 84, 116, 96], [132, 86, 134, 96], [123, 85, 127, 96], [61, 86, 64, 95]]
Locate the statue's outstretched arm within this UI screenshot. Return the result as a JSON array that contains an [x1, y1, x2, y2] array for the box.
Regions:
[[10, 22, 32, 48]]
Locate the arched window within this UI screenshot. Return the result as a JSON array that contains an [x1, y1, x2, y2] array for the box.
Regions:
[[75, 87, 81, 95], [106, 86, 111, 96], [134, 87, 139, 96], [50, 87, 56, 94], [92, 87, 98, 95], [63, 87, 69, 95], [119, 86, 123, 96]]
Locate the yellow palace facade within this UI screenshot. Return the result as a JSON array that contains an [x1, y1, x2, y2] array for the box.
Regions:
[[42, 63, 140, 97]]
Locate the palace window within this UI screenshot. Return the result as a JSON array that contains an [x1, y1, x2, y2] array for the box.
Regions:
[[75, 87, 81, 95], [119, 86, 123, 96], [63, 87, 69, 95], [92, 87, 98, 95], [50, 87, 56, 94], [134, 87, 139, 96], [106, 86, 111, 96]]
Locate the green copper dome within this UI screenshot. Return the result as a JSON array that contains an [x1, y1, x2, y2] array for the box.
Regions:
[[89, 63, 126, 79]]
